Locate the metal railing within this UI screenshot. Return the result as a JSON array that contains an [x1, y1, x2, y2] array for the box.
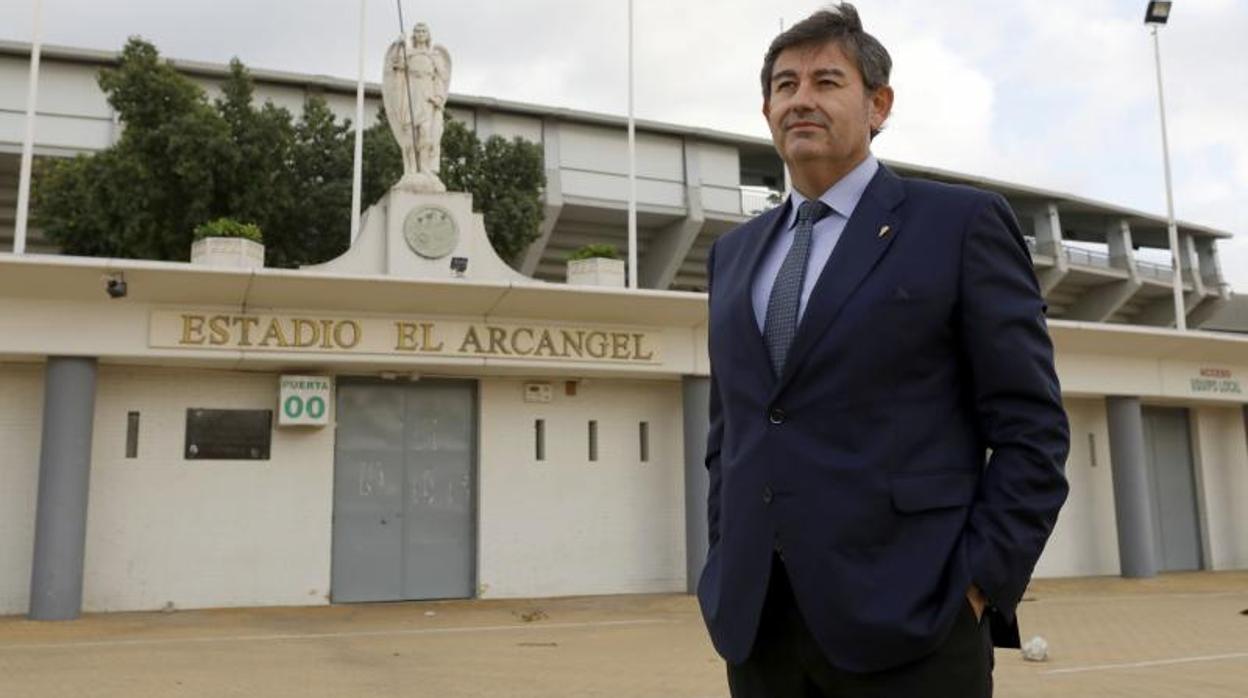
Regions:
[[1137, 260, 1175, 281], [740, 186, 781, 215], [1062, 243, 1112, 269]]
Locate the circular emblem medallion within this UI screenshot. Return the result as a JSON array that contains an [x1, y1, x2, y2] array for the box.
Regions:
[[403, 205, 458, 259]]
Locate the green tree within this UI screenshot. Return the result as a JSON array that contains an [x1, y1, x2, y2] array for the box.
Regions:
[[36, 37, 546, 269], [215, 59, 296, 251], [36, 38, 235, 260], [211, 60, 351, 267], [280, 97, 354, 267]]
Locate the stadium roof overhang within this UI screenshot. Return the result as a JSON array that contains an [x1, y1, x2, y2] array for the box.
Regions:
[[0, 40, 1233, 242]]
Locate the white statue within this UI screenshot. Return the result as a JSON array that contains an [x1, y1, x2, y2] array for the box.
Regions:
[[382, 23, 452, 193]]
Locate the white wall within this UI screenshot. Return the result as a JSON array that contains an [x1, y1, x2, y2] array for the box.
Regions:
[[476, 377, 686, 598], [1191, 406, 1248, 570], [0, 363, 44, 615], [557, 123, 689, 207], [0, 58, 117, 152], [81, 366, 335, 612], [699, 142, 745, 215], [1033, 398, 1122, 578], [698, 143, 740, 188], [487, 112, 543, 144]]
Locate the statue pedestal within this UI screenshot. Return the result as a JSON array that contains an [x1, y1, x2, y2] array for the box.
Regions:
[[393, 171, 447, 194], [304, 188, 532, 285]]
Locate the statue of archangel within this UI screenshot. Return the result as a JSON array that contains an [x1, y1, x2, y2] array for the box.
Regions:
[[382, 23, 452, 193]]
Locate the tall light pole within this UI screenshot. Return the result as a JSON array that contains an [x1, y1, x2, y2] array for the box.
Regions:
[[1144, 0, 1186, 330]]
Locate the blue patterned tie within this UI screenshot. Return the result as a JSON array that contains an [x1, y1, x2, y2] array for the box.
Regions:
[[764, 199, 831, 376]]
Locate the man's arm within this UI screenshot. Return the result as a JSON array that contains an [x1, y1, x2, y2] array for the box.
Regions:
[[705, 241, 723, 547], [958, 193, 1071, 624]]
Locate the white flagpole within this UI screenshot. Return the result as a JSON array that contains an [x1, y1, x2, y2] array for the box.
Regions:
[[779, 17, 791, 196], [626, 0, 637, 289], [350, 0, 367, 244], [14, 0, 44, 255]]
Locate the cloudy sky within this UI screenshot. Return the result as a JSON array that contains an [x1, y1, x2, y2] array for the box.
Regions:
[[4, 0, 1246, 288]]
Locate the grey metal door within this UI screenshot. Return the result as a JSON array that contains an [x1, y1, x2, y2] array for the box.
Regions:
[[332, 380, 476, 602], [1142, 407, 1203, 572]]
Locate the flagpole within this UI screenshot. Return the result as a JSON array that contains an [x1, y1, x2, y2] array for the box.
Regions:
[[350, 0, 367, 244], [626, 0, 638, 289], [14, 0, 44, 255], [779, 17, 791, 196]]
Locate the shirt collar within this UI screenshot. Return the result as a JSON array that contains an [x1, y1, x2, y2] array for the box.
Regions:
[[784, 154, 879, 230]]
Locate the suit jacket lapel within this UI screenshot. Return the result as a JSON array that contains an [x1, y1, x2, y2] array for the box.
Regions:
[[731, 200, 792, 374], [773, 165, 906, 394]]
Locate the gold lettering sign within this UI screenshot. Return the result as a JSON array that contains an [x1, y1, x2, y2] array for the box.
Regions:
[[155, 312, 660, 364]]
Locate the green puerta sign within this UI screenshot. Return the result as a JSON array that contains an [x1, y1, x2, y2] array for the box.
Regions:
[[278, 376, 333, 426]]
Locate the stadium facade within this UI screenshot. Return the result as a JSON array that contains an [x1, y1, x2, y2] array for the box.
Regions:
[[1, 42, 1245, 618]]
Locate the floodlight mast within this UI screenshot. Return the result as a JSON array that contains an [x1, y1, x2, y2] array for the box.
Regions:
[[1145, 1, 1185, 330]]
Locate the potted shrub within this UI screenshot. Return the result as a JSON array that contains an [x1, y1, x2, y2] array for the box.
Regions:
[[566, 244, 625, 288], [190, 218, 265, 269]]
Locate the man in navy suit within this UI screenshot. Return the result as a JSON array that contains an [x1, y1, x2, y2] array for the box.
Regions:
[[696, 5, 1070, 696]]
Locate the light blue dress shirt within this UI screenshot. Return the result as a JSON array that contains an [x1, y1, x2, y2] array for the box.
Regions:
[[752, 155, 880, 333]]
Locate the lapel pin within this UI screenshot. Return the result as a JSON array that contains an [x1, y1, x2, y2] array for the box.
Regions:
[[878, 225, 891, 238]]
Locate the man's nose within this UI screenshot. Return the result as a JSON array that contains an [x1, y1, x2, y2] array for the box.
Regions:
[[788, 80, 817, 111]]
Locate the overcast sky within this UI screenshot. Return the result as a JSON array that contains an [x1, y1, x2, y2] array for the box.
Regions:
[[4, 0, 1246, 289]]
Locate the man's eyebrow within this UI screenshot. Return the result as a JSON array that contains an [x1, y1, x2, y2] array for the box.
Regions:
[[770, 69, 798, 83], [812, 68, 848, 80], [771, 67, 848, 84]]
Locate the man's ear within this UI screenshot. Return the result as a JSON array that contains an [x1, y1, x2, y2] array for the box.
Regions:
[[870, 85, 894, 132], [762, 97, 771, 122]]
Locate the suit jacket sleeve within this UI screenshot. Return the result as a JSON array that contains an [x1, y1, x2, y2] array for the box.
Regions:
[[959, 193, 1070, 623], [705, 241, 723, 548]]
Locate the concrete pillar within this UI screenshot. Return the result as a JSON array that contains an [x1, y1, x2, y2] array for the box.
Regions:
[[639, 139, 707, 290], [1032, 202, 1068, 295], [1067, 219, 1142, 322], [29, 357, 98, 620], [1194, 237, 1222, 288], [1107, 218, 1138, 273], [1106, 396, 1158, 578], [519, 117, 563, 276], [682, 376, 711, 594], [1180, 233, 1206, 298]]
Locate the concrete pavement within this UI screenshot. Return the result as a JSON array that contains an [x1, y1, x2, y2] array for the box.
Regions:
[[1, 571, 1246, 697]]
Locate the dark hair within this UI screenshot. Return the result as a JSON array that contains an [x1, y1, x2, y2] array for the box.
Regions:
[[760, 3, 892, 99]]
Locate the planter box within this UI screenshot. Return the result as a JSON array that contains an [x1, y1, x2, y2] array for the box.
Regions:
[[567, 257, 625, 288], [191, 237, 265, 270]]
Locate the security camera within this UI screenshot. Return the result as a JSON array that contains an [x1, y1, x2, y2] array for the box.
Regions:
[[104, 273, 127, 299], [450, 257, 468, 274]]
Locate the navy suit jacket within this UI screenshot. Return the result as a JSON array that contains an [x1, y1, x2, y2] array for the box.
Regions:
[[697, 163, 1070, 673]]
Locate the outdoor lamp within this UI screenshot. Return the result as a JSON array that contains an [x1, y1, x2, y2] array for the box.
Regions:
[[1144, 1, 1171, 25]]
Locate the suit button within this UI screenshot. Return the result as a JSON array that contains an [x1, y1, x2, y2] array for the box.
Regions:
[[768, 408, 786, 424], [762, 486, 774, 504]]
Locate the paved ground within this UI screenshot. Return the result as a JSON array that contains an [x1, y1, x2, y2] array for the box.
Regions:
[[2, 571, 1246, 697]]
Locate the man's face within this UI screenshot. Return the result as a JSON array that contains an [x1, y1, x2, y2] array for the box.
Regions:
[[762, 40, 892, 172], [412, 26, 430, 46]]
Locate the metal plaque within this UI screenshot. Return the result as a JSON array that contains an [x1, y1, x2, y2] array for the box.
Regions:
[[403, 205, 459, 259]]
